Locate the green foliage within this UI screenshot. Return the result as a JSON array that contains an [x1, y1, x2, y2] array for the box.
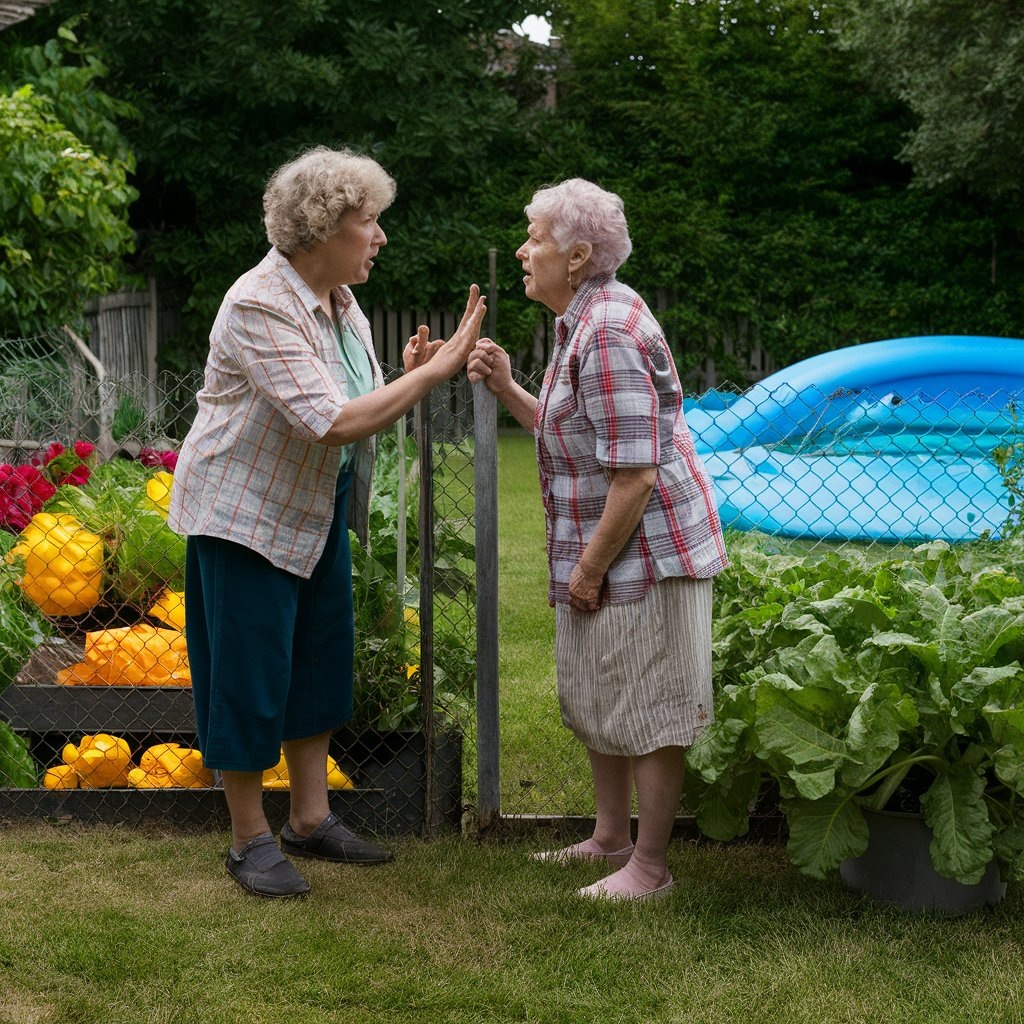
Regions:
[[0, 535, 50, 786], [493, 0, 1024, 371], [692, 534, 1024, 883], [992, 403, 1024, 542], [0, 719, 37, 786], [11, 0, 547, 366], [0, 25, 138, 335], [841, 0, 1024, 199], [351, 431, 476, 731], [44, 458, 182, 610], [0, 535, 52, 694], [111, 395, 148, 443]]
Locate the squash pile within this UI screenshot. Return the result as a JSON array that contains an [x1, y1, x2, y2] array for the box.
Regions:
[[44, 734, 355, 791], [43, 735, 209, 790], [263, 751, 354, 791], [57, 623, 190, 687]]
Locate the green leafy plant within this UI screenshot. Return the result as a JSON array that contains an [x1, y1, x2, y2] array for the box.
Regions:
[[0, 531, 50, 785], [351, 431, 476, 732], [43, 458, 183, 611], [690, 534, 1024, 884], [0, 23, 137, 335], [992, 401, 1024, 542], [111, 395, 148, 443]]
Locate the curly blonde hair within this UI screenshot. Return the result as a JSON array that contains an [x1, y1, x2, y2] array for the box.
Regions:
[[263, 146, 396, 254], [525, 178, 632, 279]]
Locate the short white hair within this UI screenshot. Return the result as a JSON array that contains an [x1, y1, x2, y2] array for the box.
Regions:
[[263, 145, 396, 254], [525, 178, 632, 278]]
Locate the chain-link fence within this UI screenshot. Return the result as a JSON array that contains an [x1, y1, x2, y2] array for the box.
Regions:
[[2, 331, 1022, 833], [0, 331, 476, 836], [490, 365, 1024, 825]]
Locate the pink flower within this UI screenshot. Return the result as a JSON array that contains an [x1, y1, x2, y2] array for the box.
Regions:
[[42, 442, 65, 465], [138, 447, 178, 472], [39, 438, 96, 489], [0, 463, 57, 532]]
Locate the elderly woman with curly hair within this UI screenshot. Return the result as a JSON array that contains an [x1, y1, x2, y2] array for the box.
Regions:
[[168, 146, 486, 898], [469, 179, 727, 901]]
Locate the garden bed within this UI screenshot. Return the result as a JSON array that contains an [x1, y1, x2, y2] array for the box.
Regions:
[[0, 639, 462, 835]]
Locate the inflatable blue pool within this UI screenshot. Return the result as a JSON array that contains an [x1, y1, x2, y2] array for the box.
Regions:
[[685, 335, 1024, 542]]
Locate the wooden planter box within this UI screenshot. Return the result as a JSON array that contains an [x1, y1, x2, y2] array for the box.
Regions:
[[0, 642, 462, 835]]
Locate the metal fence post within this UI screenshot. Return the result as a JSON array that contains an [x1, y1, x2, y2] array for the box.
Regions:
[[473, 380, 500, 832], [416, 397, 439, 833]]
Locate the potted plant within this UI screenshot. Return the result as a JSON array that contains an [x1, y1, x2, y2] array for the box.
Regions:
[[688, 534, 1024, 912]]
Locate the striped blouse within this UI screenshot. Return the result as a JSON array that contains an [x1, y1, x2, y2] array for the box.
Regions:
[[167, 247, 383, 578]]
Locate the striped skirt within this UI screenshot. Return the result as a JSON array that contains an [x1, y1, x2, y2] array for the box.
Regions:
[[554, 576, 713, 757]]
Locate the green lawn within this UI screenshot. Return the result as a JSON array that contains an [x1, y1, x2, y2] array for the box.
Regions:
[[1, 822, 1022, 1024], [494, 432, 594, 816]]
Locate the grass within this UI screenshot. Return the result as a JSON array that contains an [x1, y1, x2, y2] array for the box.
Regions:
[[2, 822, 1023, 1024], [493, 432, 592, 815], [2, 432, 1024, 1023]]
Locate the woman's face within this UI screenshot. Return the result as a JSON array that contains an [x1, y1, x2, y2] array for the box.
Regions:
[[322, 205, 388, 286], [515, 217, 575, 315]]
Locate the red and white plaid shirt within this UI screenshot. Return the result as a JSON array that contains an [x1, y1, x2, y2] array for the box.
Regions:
[[167, 247, 383, 578], [535, 275, 728, 605]]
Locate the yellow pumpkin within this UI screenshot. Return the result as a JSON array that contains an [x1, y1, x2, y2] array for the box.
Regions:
[[262, 752, 290, 790], [8, 512, 104, 616], [62, 733, 132, 788], [260, 751, 354, 790], [147, 589, 186, 630], [145, 471, 174, 516], [135, 742, 212, 788], [84, 624, 190, 686], [43, 764, 79, 790]]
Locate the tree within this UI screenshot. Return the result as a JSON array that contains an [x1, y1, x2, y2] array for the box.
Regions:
[[518, 0, 1024, 374], [841, 0, 1024, 198], [0, 26, 137, 337], [5, 0, 549, 368]]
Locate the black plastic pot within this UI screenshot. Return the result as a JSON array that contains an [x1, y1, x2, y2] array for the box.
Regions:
[[840, 806, 1005, 915]]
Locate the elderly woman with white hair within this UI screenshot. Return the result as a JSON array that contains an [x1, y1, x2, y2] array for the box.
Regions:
[[168, 146, 486, 898], [469, 179, 727, 901]]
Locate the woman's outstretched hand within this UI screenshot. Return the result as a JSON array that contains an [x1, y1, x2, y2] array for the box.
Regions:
[[403, 324, 444, 374], [412, 284, 487, 380]]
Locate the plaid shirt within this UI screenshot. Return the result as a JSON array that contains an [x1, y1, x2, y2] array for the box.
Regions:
[[167, 247, 383, 578], [536, 275, 728, 605]]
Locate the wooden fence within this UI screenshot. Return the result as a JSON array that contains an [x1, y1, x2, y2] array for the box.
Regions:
[[83, 286, 776, 393], [83, 285, 466, 380]]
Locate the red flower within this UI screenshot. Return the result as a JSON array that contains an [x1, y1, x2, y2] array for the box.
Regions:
[[0, 463, 57, 532], [39, 438, 96, 489], [62, 465, 91, 486], [138, 447, 178, 472], [42, 442, 65, 465]]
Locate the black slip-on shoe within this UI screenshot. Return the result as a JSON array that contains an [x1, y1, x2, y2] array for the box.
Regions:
[[280, 812, 394, 865], [226, 833, 311, 898]]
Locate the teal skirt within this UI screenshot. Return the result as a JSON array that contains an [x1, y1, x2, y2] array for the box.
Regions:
[[183, 471, 355, 771]]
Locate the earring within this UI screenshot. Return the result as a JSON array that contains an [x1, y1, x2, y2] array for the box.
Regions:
[[567, 267, 579, 291]]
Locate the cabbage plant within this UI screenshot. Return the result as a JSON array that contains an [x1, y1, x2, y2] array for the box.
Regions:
[[690, 536, 1024, 884]]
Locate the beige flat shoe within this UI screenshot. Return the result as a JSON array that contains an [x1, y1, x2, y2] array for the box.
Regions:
[[577, 872, 675, 902], [529, 841, 635, 867]]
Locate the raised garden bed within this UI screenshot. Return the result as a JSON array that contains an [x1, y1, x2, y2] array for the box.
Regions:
[[0, 641, 462, 835]]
